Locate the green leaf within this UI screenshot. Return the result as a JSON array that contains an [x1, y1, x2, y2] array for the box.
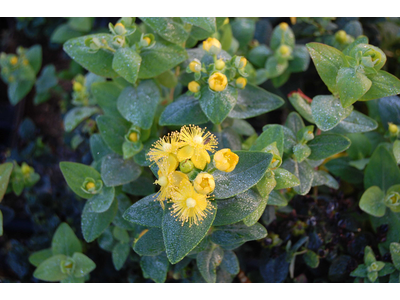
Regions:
[[243, 196, 269, 226], [390, 243, 400, 270], [68, 17, 93, 32], [325, 157, 363, 185], [64, 107, 99, 132], [63, 34, 118, 78], [288, 45, 310, 73], [248, 45, 272, 68], [59, 162, 101, 199], [256, 171, 276, 198], [72, 252, 96, 278], [8, 79, 35, 105], [285, 112, 305, 134], [288, 92, 314, 123], [378, 262, 396, 277], [250, 125, 284, 156], [350, 264, 368, 277], [393, 140, 400, 164], [213, 151, 272, 199], [268, 190, 288, 206], [281, 159, 314, 195], [182, 17, 216, 33], [35, 64, 58, 94], [162, 201, 216, 264], [98, 227, 116, 252], [25, 44, 42, 75], [81, 199, 118, 242], [359, 186, 386, 217], [29, 248, 53, 267], [270, 24, 295, 51], [197, 245, 224, 283], [213, 189, 264, 226], [307, 134, 351, 160], [368, 271, 378, 282], [199, 86, 238, 125], [211, 222, 268, 250], [312, 170, 339, 189], [274, 168, 300, 190], [91, 82, 123, 119], [0, 162, 13, 201], [52, 223, 82, 257], [140, 17, 189, 45], [90, 134, 113, 162], [343, 35, 369, 56], [228, 84, 284, 119], [112, 47, 141, 84], [364, 144, 400, 191], [220, 250, 240, 276], [133, 228, 165, 256], [371, 210, 400, 253], [336, 67, 372, 108], [117, 80, 161, 130], [360, 70, 400, 101], [112, 194, 136, 230], [329, 111, 378, 134], [140, 253, 169, 283], [50, 24, 82, 44], [266, 56, 288, 78], [364, 246, 376, 266], [306, 42, 347, 93], [231, 18, 255, 50], [304, 250, 319, 268], [311, 95, 353, 131], [122, 175, 155, 196], [112, 242, 130, 271], [113, 226, 129, 243], [123, 193, 163, 228], [293, 144, 311, 162], [159, 94, 208, 126], [33, 255, 68, 282], [138, 41, 188, 79], [96, 115, 129, 156], [101, 154, 142, 187], [88, 186, 115, 213]]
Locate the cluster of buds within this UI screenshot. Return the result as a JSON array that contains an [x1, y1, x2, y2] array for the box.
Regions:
[[0, 47, 30, 84], [71, 74, 90, 106], [186, 37, 249, 98], [147, 125, 239, 226]]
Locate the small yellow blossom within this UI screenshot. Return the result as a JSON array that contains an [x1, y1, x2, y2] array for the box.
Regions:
[[10, 56, 18, 65], [335, 30, 348, 43], [290, 17, 297, 25], [278, 45, 291, 57], [148, 132, 181, 172], [143, 37, 151, 46], [202, 38, 221, 54], [193, 172, 215, 195], [177, 125, 218, 170], [188, 81, 200, 93], [214, 148, 239, 172], [215, 59, 225, 70], [170, 179, 214, 226], [114, 23, 126, 35], [238, 57, 247, 69], [279, 22, 289, 31], [86, 182, 96, 190], [128, 132, 138, 142], [189, 60, 201, 73], [21, 163, 32, 176], [389, 122, 399, 135], [73, 81, 83, 92], [208, 72, 228, 92], [236, 77, 247, 89], [154, 161, 190, 207]]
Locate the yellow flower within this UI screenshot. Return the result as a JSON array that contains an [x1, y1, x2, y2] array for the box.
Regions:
[[236, 77, 247, 89], [188, 81, 200, 93], [154, 161, 189, 207], [143, 37, 151, 46], [279, 22, 289, 31], [193, 172, 215, 195], [86, 182, 96, 190], [278, 45, 291, 58], [215, 59, 225, 70], [177, 125, 218, 170], [128, 132, 138, 142], [208, 72, 228, 92], [10, 56, 18, 65], [189, 60, 201, 73], [214, 149, 239, 172], [148, 132, 181, 172], [202, 38, 221, 54], [170, 179, 214, 226]]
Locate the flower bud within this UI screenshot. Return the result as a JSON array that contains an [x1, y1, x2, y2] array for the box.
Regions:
[[279, 22, 289, 31], [81, 178, 103, 194], [236, 77, 247, 89], [180, 160, 194, 173], [143, 37, 151, 46], [278, 45, 291, 58], [60, 258, 75, 275], [303, 130, 314, 142], [21, 163, 32, 176], [335, 30, 348, 44], [189, 60, 201, 73], [202, 37, 221, 55], [188, 81, 200, 93], [237, 57, 247, 69], [208, 72, 228, 92], [388, 122, 399, 135], [385, 191, 400, 210], [215, 59, 225, 70], [193, 172, 215, 195], [128, 132, 138, 142], [73, 81, 83, 92], [10, 56, 18, 65], [114, 23, 127, 35], [214, 148, 239, 172]]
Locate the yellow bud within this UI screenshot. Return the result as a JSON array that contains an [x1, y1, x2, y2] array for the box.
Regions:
[[21, 163, 31, 175], [215, 59, 225, 70], [129, 132, 138, 142], [189, 60, 201, 73], [86, 182, 95, 190], [188, 81, 200, 93], [202, 38, 221, 54], [23, 59, 29, 66], [208, 72, 228, 92], [10, 56, 18, 65], [238, 57, 247, 69], [143, 36, 151, 46], [193, 173, 215, 195], [279, 22, 289, 31], [290, 17, 297, 25], [335, 30, 348, 43], [214, 148, 239, 172], [278, 45, 291, 57], [73, 81, 83, 92], [389, 122, 399, 135], [223, 18, 229, 26], [236, 77, 247, 89], [114, 23, 126, 35]]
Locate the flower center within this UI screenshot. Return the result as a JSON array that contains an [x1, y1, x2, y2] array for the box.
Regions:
[[193, 135, 203, 144], [186, 197, 197, 208], [163, 142, 172, 152], [158, 176, 168, 187], [200, 178, 209, 189]]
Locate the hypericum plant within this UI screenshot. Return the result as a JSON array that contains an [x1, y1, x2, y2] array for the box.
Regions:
[[29, 223, 96, 283], [0, 45, 42, 104], [248, 22, 310, 87]]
